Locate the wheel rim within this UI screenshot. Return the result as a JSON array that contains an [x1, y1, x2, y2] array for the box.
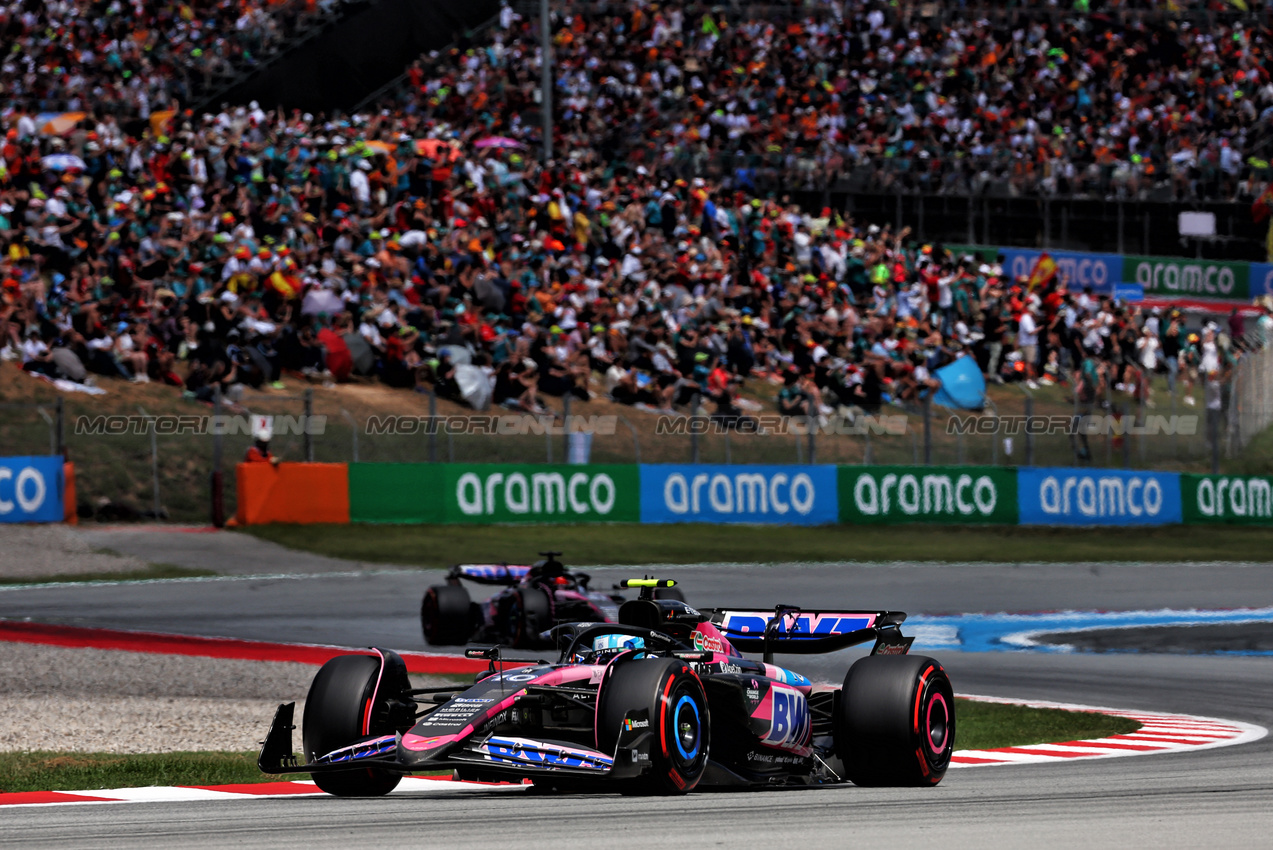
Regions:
[[925, 691, 950, 755], [672, 693, 701, 761]]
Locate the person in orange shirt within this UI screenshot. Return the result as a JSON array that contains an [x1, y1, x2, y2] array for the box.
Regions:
[[244, 423, 280, 465]]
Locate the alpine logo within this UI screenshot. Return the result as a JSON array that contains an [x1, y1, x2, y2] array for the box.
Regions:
[[762, 687, 810, 748]]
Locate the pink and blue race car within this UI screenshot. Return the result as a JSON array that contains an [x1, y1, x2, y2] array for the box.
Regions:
[[259, 580, 956, 795], [420, 552, 685, 648]]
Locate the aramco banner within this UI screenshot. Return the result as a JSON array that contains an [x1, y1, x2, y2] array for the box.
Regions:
[[838, 466, 1017, 524]]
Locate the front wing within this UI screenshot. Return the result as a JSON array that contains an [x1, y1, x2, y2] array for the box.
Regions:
[[258, 703, 654, 782]]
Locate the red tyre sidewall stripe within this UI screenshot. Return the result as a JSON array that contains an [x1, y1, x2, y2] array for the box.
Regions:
[[659, 673, 675, 758], [913, 666, 934, 735]]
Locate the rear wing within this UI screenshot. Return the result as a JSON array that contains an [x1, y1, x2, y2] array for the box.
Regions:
[[708, 607, 910, 661], [449, 564, 532, 585]]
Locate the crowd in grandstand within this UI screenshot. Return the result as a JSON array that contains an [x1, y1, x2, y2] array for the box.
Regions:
[[1, 0, 1271, 430], [0, 0, 337, 118]]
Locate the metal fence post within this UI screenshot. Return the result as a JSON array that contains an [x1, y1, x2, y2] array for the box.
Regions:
[[55, 397, 65, 459], [1117, 199, 1126, 255], [806, 398, 816, 464], [304, 388, 314, 462], [863, 427, 873, 465], [985, 399, 999, 466], [428, 386, 438, 463], [138, 406, 162, 518], [724, 430, 732, 464], [35, 406, 55, 455], [1121, 402, 1131, 468], [691, 393, 701, 463], [922, 395, 932, 465], [617, 416, 641, 463], [1210, 406, 1221, 474], [211, 385, 225, 528], [341, 409, 358, 463], [1018, 384, 1028, 468], [563, 394, 572, 463]]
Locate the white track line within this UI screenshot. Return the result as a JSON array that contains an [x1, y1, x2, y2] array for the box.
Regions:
[[950, 694, 1267, 768]]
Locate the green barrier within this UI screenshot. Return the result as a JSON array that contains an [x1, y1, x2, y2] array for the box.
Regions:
[[944, 244, 1001, 263], [1181, 474, 1273, 525], [350, 463, 641, 524], [349, 463, 446, 523], [838, 466, 1018, 525], [1124, 256, 1249, 300]]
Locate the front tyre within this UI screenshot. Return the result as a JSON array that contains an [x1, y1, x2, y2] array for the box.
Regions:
[[303, 654, 403, 797], [597, 658, 710, 794], [836, 654, 955, 787], [420, 584, 472, 646]]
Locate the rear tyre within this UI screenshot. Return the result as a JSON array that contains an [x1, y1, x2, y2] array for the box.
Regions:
[[836, 654, 955, 787], [421, 584, 472, 645], [653, 586, 686, 603], [302, 654, 403, 797], [597, 658, 710, 795], [507, 586, 552, 648]]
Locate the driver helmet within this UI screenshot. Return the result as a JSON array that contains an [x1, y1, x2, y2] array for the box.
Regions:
[[592, 634, 645, 654]]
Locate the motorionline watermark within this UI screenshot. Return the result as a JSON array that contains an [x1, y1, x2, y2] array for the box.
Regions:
[[947, 414, 1200, 437], [365, 415, 619, 436], [76, 414, 327, 436], [655, 415, 909, 437]]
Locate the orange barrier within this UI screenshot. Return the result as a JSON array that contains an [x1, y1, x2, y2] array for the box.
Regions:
[[235, 463, 350, 525], [63, 462, 76, 525]]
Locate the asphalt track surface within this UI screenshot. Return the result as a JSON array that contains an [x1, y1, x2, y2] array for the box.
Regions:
[[3, 539, 1273, 848]]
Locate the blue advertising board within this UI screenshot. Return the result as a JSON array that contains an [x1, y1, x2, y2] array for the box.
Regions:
[[1250, 262, 1273, 298], [639, 465, 839, 525], [0, 456, 64, 523], [998, 249, 1121, 295], [1113, 283, 1144, 303], [1017, 467, 1181, 526]]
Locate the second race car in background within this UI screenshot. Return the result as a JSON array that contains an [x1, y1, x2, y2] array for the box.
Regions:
[[420, 552, 685, 648]]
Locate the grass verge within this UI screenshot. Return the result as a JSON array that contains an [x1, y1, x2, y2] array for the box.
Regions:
[[244, 522, 1273, 566], [0, 751, 288, 793], [0, 563, 217, 586], [0, 701, 1138, 793], [954, 698, 1140, 750]]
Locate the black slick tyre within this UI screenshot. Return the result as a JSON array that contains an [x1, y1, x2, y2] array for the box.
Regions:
[[836, 654, 955, 787], [507, 586, 552, 648], [421, 584, 472, 645], [597, 657, 710, 794], [653, 586, 686, 603], [302, 654, 402, 797]]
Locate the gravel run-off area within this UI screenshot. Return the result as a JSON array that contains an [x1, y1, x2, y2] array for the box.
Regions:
[[0, 642, 449, 753], [0, 525, 147, 580]]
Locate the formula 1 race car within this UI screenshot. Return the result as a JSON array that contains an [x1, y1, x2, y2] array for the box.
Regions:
[[259, 580, 955, 796], [420, 552, 685, 648]]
